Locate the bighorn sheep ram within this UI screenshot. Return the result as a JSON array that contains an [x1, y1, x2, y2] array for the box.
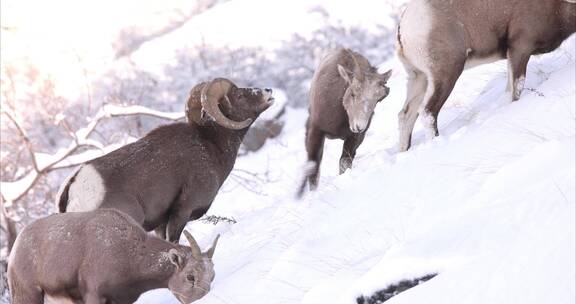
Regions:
[[57, 78, 274, 242], [298, 48, 392, 197], [397, 0, 576, 151], [8, 209, 219, 304]]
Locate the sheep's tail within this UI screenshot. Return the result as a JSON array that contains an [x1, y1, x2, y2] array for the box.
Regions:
[[396, 7, 408, 57], [396, 23, 404, 56], [56, 167, 81, 213]]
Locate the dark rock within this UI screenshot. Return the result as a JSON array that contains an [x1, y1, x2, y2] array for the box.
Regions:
[[241, 95, 287, 152], [356, 273, 437, 304]]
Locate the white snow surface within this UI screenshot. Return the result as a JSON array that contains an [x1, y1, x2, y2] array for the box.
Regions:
[[135, 35, 576, 304]]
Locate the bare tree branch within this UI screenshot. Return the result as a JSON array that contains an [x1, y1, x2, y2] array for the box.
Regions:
[[0, 104, 184, 204], [1, 110, 40, 173]]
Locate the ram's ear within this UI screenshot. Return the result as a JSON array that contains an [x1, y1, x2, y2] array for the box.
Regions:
[[168, 248, 185, 269], [199, 109, 212, 123], [338, 64, 354, 85]]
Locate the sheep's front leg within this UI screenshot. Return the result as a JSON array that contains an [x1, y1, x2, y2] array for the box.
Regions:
[[166, 212, 192, 243], [166, 207, 211, 243], [154, 223, 167, 239], [507, 46, 532, 101], [166, 188, 213, 243], [339, 132, 367, 174], [84, 292, 105, 304]]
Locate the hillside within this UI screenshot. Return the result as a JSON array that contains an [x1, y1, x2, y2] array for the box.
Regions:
[[136, 28, 576, 304], [2, 0, 574, 303]]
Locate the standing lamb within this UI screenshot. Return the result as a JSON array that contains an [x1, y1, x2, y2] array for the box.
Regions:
[[298, 48, 392, 197], [57, 78, 274, 242], [397, 0, 576, 151], [8, 209, 219, 304]]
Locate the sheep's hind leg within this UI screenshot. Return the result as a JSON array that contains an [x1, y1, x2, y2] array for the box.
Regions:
[[398, 70, 427, 152], [507, 46, 532, 101], [420, 61, 465, 140], [10, 286, 42, 304], [297, 126, 325, 198], [305, 127, 325, 192]]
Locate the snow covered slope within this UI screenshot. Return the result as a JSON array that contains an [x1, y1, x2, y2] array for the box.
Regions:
[[136, 31, 576, 304]]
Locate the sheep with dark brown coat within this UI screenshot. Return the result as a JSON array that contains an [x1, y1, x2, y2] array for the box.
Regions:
[[397, 0, 576, 151], [8, 209, 219, 304], [298, 48, 392, 197], [57, 78, 274, 242]]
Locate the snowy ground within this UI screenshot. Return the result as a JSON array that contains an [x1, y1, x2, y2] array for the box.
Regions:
[[136, 32, 576, 304], [4, 0, 574, 303]]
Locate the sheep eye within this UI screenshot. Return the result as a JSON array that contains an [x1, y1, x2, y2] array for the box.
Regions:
[[186, 274, 195, 283]]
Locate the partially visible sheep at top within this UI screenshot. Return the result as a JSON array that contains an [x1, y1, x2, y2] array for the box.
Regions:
[[396, 0, 576, 151]]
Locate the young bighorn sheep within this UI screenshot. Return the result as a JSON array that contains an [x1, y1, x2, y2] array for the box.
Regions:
[[397, 0, 576, 151], [8, 209, 220, 304], [57, 78, 274, 242], [298, 48, 392, 197]]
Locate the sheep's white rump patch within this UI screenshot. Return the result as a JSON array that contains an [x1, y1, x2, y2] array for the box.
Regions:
[[67, 164, 105, 212], [398, 0, 434, 73]]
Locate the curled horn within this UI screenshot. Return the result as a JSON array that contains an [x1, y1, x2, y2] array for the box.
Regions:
[[201, 78, 253, 129], [186, 82, 210, 125], [183, 230, 203, 259]]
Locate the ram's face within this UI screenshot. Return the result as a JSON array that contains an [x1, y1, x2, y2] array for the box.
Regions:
[[185, 78, 274, 130], [226, 86, 274, 122]]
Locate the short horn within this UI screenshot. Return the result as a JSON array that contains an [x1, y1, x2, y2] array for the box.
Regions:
[[205, 234, 220, 258], [201, 78, 252, 129], [183, 230, 202, 259]]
